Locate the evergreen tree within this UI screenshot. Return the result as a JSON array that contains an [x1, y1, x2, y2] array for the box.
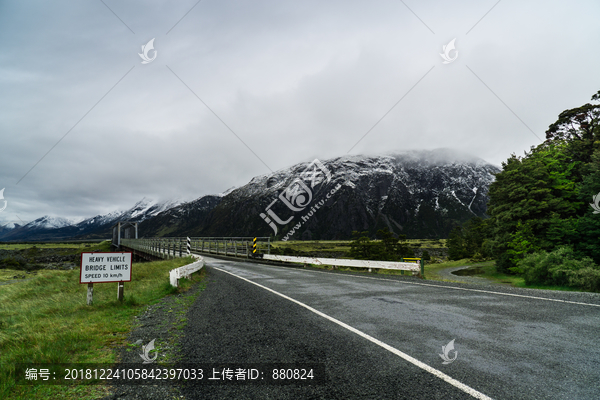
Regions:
[[348, 228, 414, 261], [486, 144, 582, 272], [447, 226, 467, 260], [572, 148, 600, 263], [455, 89, 600, 274], [447, 218, 489, 260]]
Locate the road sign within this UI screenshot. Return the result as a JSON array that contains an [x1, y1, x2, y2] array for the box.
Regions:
[[80, 252, 132, 284]]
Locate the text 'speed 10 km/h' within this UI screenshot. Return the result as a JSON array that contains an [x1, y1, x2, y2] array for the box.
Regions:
[[80, 252, 132, 284]]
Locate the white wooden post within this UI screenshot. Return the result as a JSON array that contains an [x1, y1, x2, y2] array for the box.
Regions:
[[87, 283, 93, 305], [117, 282, 124, 301]]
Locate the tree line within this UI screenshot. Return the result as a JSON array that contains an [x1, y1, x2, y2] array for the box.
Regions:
[[349, 228, 417, 261], [448, 89, 600, 291]]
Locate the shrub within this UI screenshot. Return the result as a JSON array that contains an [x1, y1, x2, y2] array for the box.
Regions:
[[515, 246, 600, 291], [568, 268, 600, 292]]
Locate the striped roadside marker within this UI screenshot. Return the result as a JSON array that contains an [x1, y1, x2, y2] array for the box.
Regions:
[[253, 237, 257, 254], [187, 237, 191, 255]]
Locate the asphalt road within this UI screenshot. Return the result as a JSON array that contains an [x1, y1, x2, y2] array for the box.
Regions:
[[178, 256, 600, 400]]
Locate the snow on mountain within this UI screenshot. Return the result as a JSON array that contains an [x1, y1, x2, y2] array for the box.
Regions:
[[0, 198, 183, 241], [0, 149, 500, 241], [1, 221, 19, 230], [119, 198, 183, 221], [218, 187, 237, 197], [26, 215, 77, 229], [214, 149, 499, 239], [139, 149, 500, 239]]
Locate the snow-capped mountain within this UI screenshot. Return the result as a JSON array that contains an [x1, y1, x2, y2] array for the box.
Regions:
[[0, 150, 500, 241], [139, 149, 500, 239], [74, 198, 182, 232], [137, 195, 223, 237], [25, 216, 77, 230], [0, 198, 182, 241]]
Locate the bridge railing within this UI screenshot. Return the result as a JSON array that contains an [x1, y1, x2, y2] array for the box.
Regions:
[[120, 237, 271, 259], [120, 237, 424, 277]]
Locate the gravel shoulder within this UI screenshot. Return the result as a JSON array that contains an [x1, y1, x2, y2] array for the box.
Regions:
[[98, 273, 206, 400]]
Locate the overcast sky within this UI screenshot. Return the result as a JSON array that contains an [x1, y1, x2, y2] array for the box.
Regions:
[[1, 0, 599, 224]]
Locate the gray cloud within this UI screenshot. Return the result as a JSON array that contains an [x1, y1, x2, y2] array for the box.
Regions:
[[1, 0, 599, 224]]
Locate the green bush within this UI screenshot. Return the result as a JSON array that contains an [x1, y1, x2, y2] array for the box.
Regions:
[[568, 268, 600, 292], [515, 246, 600, 291], [421, 250, 431, 261], [0, 257, 26, 269], [348, 228, 413, 261]]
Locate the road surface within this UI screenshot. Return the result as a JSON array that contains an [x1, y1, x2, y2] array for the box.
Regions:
[[177, 256, 600, 399]]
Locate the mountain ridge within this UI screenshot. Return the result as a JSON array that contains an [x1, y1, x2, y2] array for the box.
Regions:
[[0, 149, 500, 241], [140, 149, 499, 239]]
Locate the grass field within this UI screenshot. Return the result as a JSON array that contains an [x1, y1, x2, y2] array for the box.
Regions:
[[0, 250, 202, 400], [271, 238, 447, 255], [0, 241, 110, 251], [0, 240, 113, 259], [424, 258, 583, 291]]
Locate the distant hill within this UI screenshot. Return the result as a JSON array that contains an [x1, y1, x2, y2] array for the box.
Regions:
[[0, 198, 181, 241]]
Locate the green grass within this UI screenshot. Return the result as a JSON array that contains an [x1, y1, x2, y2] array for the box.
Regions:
[[0, 269, 31, 282], [270, 239, 446, 255], [423, 259, 483, 281], [424, 259, 584, 291], [0, 255, 200, 400], [0, 241, 112, 258], [0, 241, 111, 251], [405, 238, 447, 248], [271, 240, 352, 253]]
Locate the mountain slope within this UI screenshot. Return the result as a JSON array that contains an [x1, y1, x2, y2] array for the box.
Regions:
[[1, 150, 499, 241], [137, 195, 223, 237], [0, 198, 182, 241], [140, 150, 499, 239]]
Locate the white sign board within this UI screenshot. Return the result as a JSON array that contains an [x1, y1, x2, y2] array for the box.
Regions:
[[80, 252, 132, 284]]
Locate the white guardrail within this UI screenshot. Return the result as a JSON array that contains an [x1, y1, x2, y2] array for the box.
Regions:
[[121, 238, 205, 287], [263, 254, 421, 273], [169, 255, 205, 287]]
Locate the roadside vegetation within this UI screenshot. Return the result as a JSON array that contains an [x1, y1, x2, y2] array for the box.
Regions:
[[0, 241, 112, 271], [425, 259, 585, 292], [270, 236, 446, 258], [447, 89, 600, 292], [347, 228, 415, 261], [272, 235, 597, 293], [0, 241, 109, 251], [0, 243, 201, 400]]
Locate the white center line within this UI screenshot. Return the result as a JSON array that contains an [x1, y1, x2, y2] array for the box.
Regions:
[[213, 265, 495, 400]]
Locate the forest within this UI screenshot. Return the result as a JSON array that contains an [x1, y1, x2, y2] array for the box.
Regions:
[[448, 89, 600, 291]]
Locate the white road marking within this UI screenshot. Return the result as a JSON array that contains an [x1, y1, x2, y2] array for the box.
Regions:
[[208, 257, 600, 308], [312, 269, 600, 308], [213, 265, 494, 400]]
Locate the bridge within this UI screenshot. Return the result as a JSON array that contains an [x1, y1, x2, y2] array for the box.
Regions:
[[116, 235, 424, 275], [117, 236, 271, 261]]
